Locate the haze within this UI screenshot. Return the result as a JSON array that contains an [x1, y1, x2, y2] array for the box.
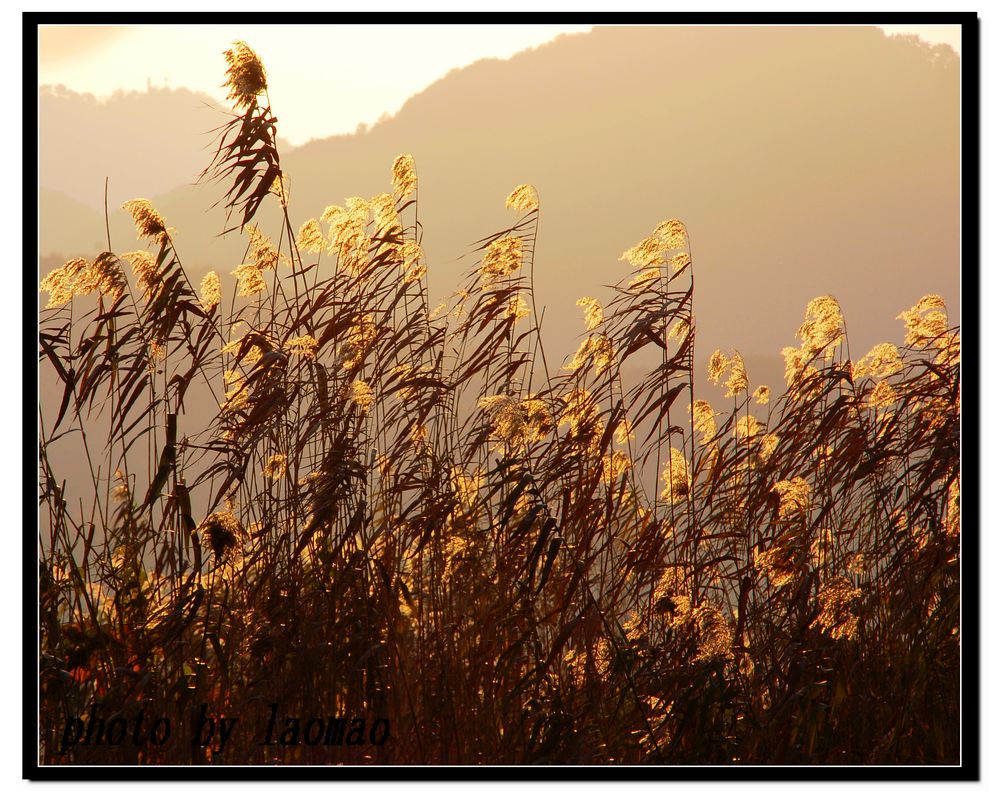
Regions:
[[38, 24, 961, 402], [37, 23, 958, 146]]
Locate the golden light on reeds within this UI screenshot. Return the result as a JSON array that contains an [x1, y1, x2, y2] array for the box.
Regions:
[[753, 540, 797, 589], [450, 468, 484, 512], [707, 349, 728, 384], [40, 258, 86, 307], [816, 576, 862, 640], [296, 219, 326, 254], [615, 417, 635, 444], [797, 295, 844, 359], [809, 528, 835, 570], [868, 380, 897, 410], [620, 219, 688, 269], [853, 342, 902, 380], [773, 477, 811, 517], [370, 192, 401, 236], [343, 314, 376, 370], [392, 154, 417, 199], [668, 318, 690, 343], [479, 236, 522, 287], [199, 507, 246, 562], [325, 197, 371, 275], [401, 241, 425, 282], [695, 604, 733, 662], [660, 447, 691, 503], [223, 40, 267, 109], [232, 263, 266, 297], [246, 225, 279, 272], [620, 236, 664, 270], [576, 296, 603, 330], [73, 252, 127, 303], [669, 252, 690, 277], [725, 352, 748, 399], [122, 199, 169, 246], [559, 387, 601, 447], [564, 333, 615, 376], [898, 294, 950, 350], [690, 400, 717, 445], [262, 453, 288, 479], [199, 271, 221, 310], [505, 183, 538, 213], [36, 40, 961, 765], [270, 171, 290, 208], [505, 294, 530, 322], [601, 451, 631, 485], [478, 394, 552, 454], [287, 335, 318, 359], [628, 267, 660, 288], [734, 414, 761, 441], [350, 380, 375, 412], [121, 250, 162, 299]]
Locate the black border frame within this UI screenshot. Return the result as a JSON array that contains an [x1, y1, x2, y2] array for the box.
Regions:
[[24, 10, 980, 782]]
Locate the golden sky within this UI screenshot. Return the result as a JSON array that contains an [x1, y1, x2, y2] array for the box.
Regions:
[[37, 23, 960, 147]]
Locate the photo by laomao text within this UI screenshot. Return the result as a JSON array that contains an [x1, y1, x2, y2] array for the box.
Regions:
[[57, 702, 391, 758]]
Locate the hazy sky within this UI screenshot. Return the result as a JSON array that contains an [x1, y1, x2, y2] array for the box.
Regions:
[[37, 23, 960, 147], [38, 25, 593, 146]]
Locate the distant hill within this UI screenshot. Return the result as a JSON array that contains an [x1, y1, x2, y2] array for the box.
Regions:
[[38, 25, 960, 388], [39, 85, 236, 210], [39, 188, 106, 257]]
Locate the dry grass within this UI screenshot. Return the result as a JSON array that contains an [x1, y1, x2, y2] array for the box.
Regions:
[[38, 43, 960, 765]]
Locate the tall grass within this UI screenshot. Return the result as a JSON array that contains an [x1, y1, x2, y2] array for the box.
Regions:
[[38, 42, 960, 765]]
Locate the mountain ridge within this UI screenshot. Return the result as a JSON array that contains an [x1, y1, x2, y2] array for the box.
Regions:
[[39, 25, 960, 388]]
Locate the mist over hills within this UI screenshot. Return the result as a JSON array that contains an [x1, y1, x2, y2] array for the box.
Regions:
[[39, 26, 960, 392]]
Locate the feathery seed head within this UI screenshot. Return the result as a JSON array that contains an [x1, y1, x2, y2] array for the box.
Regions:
[[707, 349, 729, 384], [262, 453, 287, 479], [350, 380, 375, 412], [725, 352, 749, 398], [660, 448, 691, 503], [232, 263, 266, 297], [199, 508, 246, 562], [40, 258, 88, 307], [628, 267, 661, 288], [797, 295, 844, 359], [223, 41, 267, 109], [816, 576, 861, 640], [505, 294, 530, 322], [392, 154, 417, 199], [74, 252, 127, 303], [853, 342, 902, 381], [479, 236, 522, 287], [601, 451, 632, 486], [122, 199, 169, 246], [868, 380, 897, 411], [121, 251, 162, 299], [772, 477, 811, 518], [199, 271, 221, 311], [296, 219, 327, 254], [734, 415, 761, 441], [576, 297, 604, 330], [286, 335, 318, 359], [690, 400, 718, 444], [505, 183, 538, 213]]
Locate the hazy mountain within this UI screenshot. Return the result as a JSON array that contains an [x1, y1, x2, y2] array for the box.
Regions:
[[39, 26, 960, 391], [39, 188, 106, 257]]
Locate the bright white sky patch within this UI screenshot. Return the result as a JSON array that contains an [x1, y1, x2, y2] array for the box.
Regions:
[[39, 24, 593, 146]]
